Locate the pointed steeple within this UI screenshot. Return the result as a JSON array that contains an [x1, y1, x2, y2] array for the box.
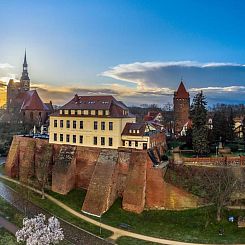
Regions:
[[23, 49, 27, 67], [20, 49, 30, 91], [175, 81, 189, 99]]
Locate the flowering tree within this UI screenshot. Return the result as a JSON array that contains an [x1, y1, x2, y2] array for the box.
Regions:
[[16, 214, 64, 245]]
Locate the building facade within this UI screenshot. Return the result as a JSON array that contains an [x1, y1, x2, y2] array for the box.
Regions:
[[173, 81, 190, 135], [49, 95, 164, 150]]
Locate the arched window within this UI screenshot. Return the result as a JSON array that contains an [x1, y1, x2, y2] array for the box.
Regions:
[[30, 112, 34, 120]]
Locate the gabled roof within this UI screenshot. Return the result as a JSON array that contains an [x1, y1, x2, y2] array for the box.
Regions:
[[122, 122, 146, 136], [20, 90, 49, 111], [174, 81, 189, 99], [57, 95, 132, 118]]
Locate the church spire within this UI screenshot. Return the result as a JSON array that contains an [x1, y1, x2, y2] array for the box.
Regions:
[[20, 49, 30, 91], [23, 49, 27, 67]]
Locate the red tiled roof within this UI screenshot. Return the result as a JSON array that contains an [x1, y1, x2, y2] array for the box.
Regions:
[[20, 90, 49, 111], [174, 82, 189, 99], [57, 95, 133, 118]]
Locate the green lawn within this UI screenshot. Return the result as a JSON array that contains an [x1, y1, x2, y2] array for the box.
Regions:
[[2, 176, 245, 243], [0, 164, 5, 175], [0, 178, 112, 239], [0, 228, 18, 245], [48, 188, 245, 244], [0, 196, 24, 227], [116, 236, 158, 245]]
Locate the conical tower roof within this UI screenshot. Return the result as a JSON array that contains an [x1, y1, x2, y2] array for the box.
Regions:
[[175, 81, 189, 99]]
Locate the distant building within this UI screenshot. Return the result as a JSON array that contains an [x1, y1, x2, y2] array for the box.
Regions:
[[4, 51, 53, 126], [173, 81, 190, 135], [0, 83, 7, 109], [49, 95, 164, 149]]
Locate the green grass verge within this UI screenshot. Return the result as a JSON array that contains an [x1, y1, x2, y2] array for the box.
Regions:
[[0, 228, 18, 245], [116, 236, 157, 245], [0, 164, 5, 175], [0, 178, 112, 239], [0, 196, 24, 227], [47, 188, 245, 244]]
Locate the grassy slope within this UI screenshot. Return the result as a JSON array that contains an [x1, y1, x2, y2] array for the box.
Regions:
[[0, 228, 18, 245], [2, 170, 245, 243], [0, 178, 112, 238], [48, 189, 245, 244]]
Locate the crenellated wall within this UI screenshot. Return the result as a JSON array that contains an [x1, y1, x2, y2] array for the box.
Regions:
[[5, 136, 200, 216]]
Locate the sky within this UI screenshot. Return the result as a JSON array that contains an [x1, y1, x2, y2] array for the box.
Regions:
[[1, 0, 245, 106]]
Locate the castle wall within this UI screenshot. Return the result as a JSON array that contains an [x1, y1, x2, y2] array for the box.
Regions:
[[5, 136, 201, 216]]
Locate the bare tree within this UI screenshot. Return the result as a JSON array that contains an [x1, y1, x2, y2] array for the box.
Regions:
[[202, 167, 238, 222], [35, 144, 52, 199]]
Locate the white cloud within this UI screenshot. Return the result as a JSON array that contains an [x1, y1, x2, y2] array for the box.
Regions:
[[0, 63, 14, 69]]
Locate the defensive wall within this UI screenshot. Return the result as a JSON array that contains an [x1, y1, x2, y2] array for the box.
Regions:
[[5, 136, 200, 217]]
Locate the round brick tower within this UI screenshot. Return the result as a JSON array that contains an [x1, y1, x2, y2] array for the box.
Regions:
[[173, 81, 190, 135]]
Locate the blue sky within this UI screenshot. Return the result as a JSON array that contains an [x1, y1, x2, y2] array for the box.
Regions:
[[1, 0, 245, 105]]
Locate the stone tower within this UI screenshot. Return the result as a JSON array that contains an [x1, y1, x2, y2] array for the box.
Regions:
[[20, 50, 30, 92], [173, 81, 190, 134]]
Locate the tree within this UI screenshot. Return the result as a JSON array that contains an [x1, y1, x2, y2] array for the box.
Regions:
[[227, 108, 235, 141], [190, 91, 209, 155], [212, 111, 227, 143], [16, 214, 64, 245], [35, 144, 52, 199], [202, 168, 238, 222]]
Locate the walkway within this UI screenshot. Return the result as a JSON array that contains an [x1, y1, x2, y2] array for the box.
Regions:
[[0, 216, 18, 235], [0, 174, 244, 245], [0, 179, 111, 245]]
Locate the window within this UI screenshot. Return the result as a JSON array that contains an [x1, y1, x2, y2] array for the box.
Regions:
[[73, 135, 76, 143], [88, 110, 91, 115], [94, 121, 98, 130], [80, 121, 83, 129], [95, 110, 98, 116], [80, 135, 83, 144], [109, 122, 113, 130], [135, 141, 138, 147], [103, 110, 106, 116], [73, 120, 76, 129], [68, 110, 71, 115], [54, 133, 57, 141], [129, 141, 131, 147], [101, 122, 105, 130], [60, 134, 63, 142], [75, 110, 78, 115], [60, 120, 63, 128], [93, 136, 97, 145], [122, 140, 125, 146], [101, 137, 105, 145], [54, 120, 57, 128], [66, 120, 70, 128], [66, 134, 70, 142], [30, 112, 33, 120], [109, 137, 113, 146]]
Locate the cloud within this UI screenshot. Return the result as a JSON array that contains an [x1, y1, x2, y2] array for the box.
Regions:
[[100, 61, 245, 105], [0, 63, 16, 84], [101, 61, 245, 88]]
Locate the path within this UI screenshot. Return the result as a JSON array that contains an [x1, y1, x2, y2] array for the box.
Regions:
[[0, 216, 18, 235], [0, 174, 244, 245], [0, 179, 111, 245]]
